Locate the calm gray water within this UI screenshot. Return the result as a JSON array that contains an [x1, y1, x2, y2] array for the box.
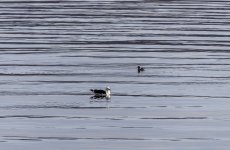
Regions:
[[1, 0, 230, 149]]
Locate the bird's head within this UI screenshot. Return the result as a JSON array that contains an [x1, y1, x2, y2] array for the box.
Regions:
[[106, 86, 111, 91]]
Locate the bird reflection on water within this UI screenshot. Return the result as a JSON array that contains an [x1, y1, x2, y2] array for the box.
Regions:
[[90, 95, 111, 102]]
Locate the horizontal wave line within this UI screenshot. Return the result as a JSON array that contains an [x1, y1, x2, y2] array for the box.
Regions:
[[113, 93, 230, 99], [0, 115, 208, 120], [4, 136, 149, 141], [140, 117, 207, 120], [0, 63, 230, 67], [60, 55, 230, 59], [0, 73, 228, 79], [0, 115, 72, 119], [0, 106, 146, 110], [31, 80, 227, 85], [1, 40, 230, 46], [0, 91, 229, 99]]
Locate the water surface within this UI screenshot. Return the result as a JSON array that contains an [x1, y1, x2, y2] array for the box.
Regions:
[[0, 0, 230, 149]]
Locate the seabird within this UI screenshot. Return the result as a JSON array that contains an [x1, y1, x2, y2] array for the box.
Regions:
[[90, 87, 111, 97], [137, 66, 144, 73]]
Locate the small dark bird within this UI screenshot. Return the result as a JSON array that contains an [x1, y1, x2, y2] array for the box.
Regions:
[[137, 66, 144, 73], [90, 87, 111, 97]]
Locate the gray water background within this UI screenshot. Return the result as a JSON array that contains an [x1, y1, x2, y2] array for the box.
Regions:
[[0, 0, 230, 149]]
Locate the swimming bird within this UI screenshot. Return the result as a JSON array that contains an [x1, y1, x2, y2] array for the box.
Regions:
[[137, 66, 144, 73], [90, 87, 111, 97]]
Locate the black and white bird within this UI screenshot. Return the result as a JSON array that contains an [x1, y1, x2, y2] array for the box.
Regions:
[[90, 87, 111, 97], [137, 66, 144, 73]]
